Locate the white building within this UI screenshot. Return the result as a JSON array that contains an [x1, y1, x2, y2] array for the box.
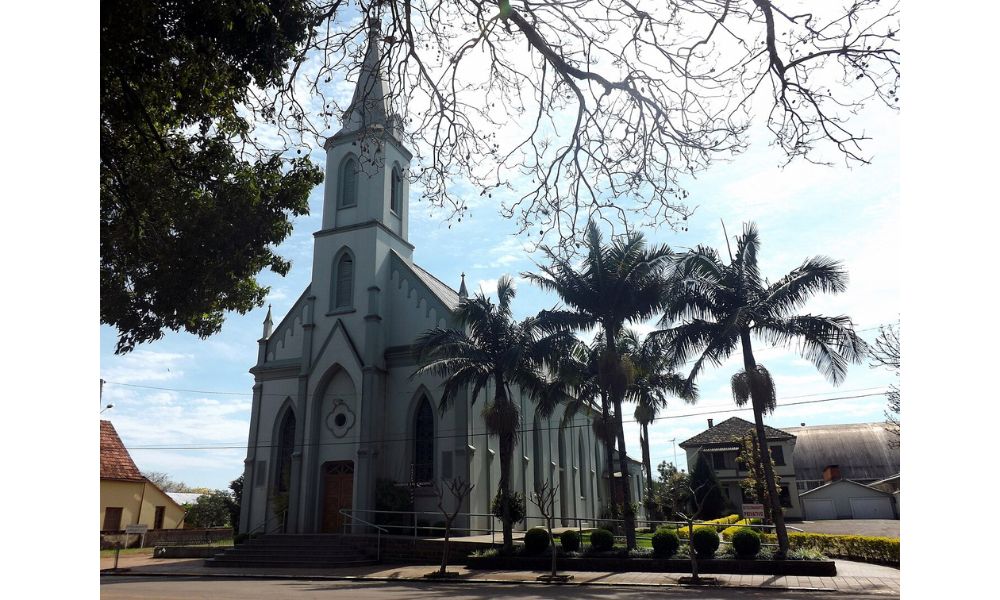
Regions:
[[237, 21, 621, 536]]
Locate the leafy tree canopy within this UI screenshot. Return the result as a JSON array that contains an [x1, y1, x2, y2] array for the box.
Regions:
[[101, 0, 324, 353], [184, 490, 238, 528]]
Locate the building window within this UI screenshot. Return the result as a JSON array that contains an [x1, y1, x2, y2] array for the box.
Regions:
[[769, 445, 785, 466], [533, 417, 544, 493], [103, 507, 123, 531], [333, 252, 354, 309], [255, 460, 266, 487], [578, 435, 587, 499], [153, 506, 165, 529], [712, 452, 727, 470], [779, 484, 793, 508], [339, 156, 359, 208], [390, 165, 403, 214], [276, 410, 296, 493], [414, 396, 434, 483]]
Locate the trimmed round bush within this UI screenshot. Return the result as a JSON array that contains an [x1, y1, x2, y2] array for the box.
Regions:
[[523, 527, 550, 554], [560, 529, 581, 552], [691, 526, 721, 558], [651, 528, 680, 558], [590, 528, 615, 552], [731, 527, 762, 558]]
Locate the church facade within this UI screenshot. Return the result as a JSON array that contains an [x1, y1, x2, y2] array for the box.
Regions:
[[237, 23, 643, 537]]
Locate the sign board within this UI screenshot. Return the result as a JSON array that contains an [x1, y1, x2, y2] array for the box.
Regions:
[[125, 524, 148, 535], [742, 504, 766, 519]]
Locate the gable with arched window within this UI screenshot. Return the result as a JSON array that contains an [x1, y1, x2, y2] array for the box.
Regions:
[[339, 155, 359, 208], [413, 395, 434, 483], [390, 164, 403, 214], [331, 249, 354, 310]]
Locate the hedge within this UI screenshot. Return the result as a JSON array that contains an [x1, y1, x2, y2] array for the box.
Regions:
[[759, 532, 899, 564], [674, 514, 743, 539]]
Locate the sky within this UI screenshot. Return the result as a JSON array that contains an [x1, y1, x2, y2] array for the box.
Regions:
[[98, 90, 899, 491]]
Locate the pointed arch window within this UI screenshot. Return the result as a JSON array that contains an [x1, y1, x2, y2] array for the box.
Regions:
[[578, 434, 587, 499], [414, 396, 434, 483], [339, 156, 359, 208], [333, 252, 354, 309], [390, 164, 403, 214], [276, 410, 296, 493]]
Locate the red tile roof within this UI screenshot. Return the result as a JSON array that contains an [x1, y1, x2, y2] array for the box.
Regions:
[[100, 420, 145, 482]]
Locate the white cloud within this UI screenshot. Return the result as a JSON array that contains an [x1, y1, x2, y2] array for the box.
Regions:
[[101, 350, 192, 384]]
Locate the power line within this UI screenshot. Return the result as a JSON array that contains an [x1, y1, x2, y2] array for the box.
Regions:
[[124, 390, 887, 452]]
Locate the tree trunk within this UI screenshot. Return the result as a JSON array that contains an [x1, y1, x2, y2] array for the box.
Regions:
[[641, 422, 653, 500], [495, 376, 515, 552], [740, 331, 789, 556], [440, 516, 451, 574], [612, 396, 637, 549], [605, 326, 637, 549], [600, 390, 617, 511]]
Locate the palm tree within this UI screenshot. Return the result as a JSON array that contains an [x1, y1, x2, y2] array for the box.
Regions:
[[413, 275, 573, 552], [622, 330, 696, 500], [661, 222, 864, 555], [524, 222, 673, 549]]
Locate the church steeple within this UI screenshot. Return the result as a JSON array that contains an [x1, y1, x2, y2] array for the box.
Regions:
[[458, 273, 468, 300], [334, 18, 401, 139], [319, 16, 412, 243]]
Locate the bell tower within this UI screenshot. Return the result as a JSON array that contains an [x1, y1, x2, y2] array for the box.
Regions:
[[321, 17, 411, 241]]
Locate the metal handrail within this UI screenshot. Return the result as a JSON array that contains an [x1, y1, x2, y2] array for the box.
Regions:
[[336, 508, 802, 545], [338, 509, 389, 562], [247, 510, 287, 537]]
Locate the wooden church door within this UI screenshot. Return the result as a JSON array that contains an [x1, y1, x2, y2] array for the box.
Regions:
[[321, 461, 355, 532]]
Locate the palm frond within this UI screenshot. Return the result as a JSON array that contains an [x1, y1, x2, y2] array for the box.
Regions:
[[757, 314, 865, 385], [762, 256, 849, 317]]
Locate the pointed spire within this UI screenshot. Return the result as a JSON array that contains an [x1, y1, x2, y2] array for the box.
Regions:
[[262, 304, 273, 339], [336, 17, 396, 137], [458, 273, 468, 299]]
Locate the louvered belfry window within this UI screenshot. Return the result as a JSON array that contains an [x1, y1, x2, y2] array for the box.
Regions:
[[390, 165, 402, 214], [339, 156, 359, 208], [335, 253, 354, 308]]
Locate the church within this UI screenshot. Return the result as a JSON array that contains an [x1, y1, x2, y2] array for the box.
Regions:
[[237, 21, 644, 537]]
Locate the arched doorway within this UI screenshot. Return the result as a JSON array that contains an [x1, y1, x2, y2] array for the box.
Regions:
[[321, 460, 355, 532]]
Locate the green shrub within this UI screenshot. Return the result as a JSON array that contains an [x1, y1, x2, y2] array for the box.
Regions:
[[523, 527, 550, 554], [491, 490, 526, 525], [691, 527, 720, 558], [560, 529, 581, 552], [731, 527, 762, 558], [233, 533, 249, 545], [590, 528, 615, 552], [759, 532, 899, 564], [651, 528, 680, 558]]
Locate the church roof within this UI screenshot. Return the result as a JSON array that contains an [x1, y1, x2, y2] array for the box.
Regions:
[[411, 262, 461, 311], [100, 420, 145, 482]]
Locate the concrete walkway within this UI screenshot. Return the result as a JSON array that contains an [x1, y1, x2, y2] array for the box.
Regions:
[[100, 553, 899, 596]]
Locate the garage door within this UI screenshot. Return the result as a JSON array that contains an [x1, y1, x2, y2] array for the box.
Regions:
[[803, 498, 837, 520], [850, 496, 893, 519]]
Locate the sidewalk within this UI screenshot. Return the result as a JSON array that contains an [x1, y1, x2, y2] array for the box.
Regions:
[[100, 553, 899, 595]]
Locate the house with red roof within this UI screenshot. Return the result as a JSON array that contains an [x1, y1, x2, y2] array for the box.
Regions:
[[100, 420, 185, 532]]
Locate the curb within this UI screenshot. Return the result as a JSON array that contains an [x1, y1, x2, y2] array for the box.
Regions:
[[98, 569, 863, 594]]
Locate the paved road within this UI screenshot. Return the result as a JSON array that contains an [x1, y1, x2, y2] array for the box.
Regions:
[[100, 577, 895, 599], [790, 520, 899, 538]]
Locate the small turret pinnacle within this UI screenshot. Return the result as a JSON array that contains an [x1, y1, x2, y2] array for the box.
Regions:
[[458, 273, 468, 299], [262, 304, 274, 339]]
